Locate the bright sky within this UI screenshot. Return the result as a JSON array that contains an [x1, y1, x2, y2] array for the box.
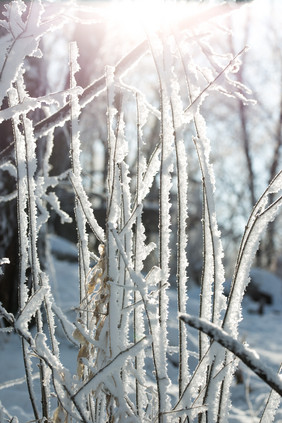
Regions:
[[97, 0, 201, 39]]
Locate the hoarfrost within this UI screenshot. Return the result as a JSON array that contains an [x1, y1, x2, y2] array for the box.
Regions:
[[1, 2, 281, 422], [69, 173, 105, 244], [260, 379, 282, 423], [0, 258, 9, 275], [180, 313, 282, 397], [15, 285, 48, 340], [74, 336, 152, 403]]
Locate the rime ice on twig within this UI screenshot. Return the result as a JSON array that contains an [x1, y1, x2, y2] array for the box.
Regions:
[[180, 313, 282, 397]]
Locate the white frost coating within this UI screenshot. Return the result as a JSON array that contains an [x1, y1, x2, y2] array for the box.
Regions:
[[0, 1, 27, 37], [180, 314, 282, 397], [224, 196, 282, 336], [23, 117, 37, 180], [139, 143, 161, 202], [0, 191, 17, 202], [0, 372, 39, 391], [109, 217, 159, 414], [260, 387, 281, 423], [0, 161, 17, 178], [35, 178, 50, 231], [69, 173, 105, 243], [169, 64, 190, 395], [0, 1, 41, 106], [69, 42, 91, 314], [174, 341, 218, 412], [189, 107, 227, 420], [137, 91, 149, 128], [0, 258, 9, 275], [13, 91, 47, 419], [36, 119, 71, 228], [102, 375, 138, 422], [0, 88, 82, 124], [43, 191, 72, 224], [133, 68, 161, 208], [194, 112, 226, 326], [200, 197, 214, 352], [107, 232, 121, 359], [9, 87, 29, 309], [208, 347, 234, 422], [121, 80, 161, 121], [119, 161, 132, 297], [110, 224, 148, 300], [106, 66, 120, 226], [69, 42, 82, 178], [42, 128, 54, 177], [194, 113, 215, 191], [16, 74, 42, 300], [35, 333, 82, 421], [216, 163, 282, 421], [104, 67, 133, 361], [237, 171, 282, 268], [150, 32, 175, 417], [192, 109, 226, 414], [74, 336, 151, 403], [132, 92, 155, 418], [41, 272, 60, 357], [0, 1, 72, 107], [115, 113, 128, 165], [69, 42, 81, 90], [267, 169, 282, 194], [113, 159, 132, 370], [106, 69, 128, 225], [3, 2, 280, 420], [35, 332, 64, 372], [0, 403, 19, 423], [162, 405, 208, 421], [15, 285, 48, 339], [145, 266, 162, 289], [0, 302, 14, 327]]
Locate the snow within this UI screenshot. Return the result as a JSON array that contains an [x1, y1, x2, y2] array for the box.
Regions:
[[0, 236, 281, 421], [2, 236, 281, 421]]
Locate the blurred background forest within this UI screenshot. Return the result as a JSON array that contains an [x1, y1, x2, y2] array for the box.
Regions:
[[0, 0, 281, 318]]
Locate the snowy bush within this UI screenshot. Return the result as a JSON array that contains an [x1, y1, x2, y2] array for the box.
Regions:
[[0, 1, 281, 422]]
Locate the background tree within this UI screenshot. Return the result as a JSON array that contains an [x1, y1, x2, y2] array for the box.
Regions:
[[200, 1, 282, 275]]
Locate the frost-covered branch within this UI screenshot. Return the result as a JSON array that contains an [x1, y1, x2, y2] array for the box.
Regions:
[[180, 313, 282, 397], [0, 0, 71, 107], [73, 336, 152, 403], [34, 4, 234, 138], [69, 173, 105, 244], [260, 364, 282, 423]]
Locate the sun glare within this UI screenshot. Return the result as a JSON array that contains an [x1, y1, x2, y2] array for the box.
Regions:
[[105, 1, 188, 39]]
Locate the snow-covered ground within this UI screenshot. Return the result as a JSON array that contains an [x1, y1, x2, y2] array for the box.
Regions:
[[0, 235, 281, 422]]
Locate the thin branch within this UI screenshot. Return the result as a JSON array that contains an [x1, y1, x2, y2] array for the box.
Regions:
[[180, 313, 282, 397], [73, 336, 151, 402], [184, 47, 248, 114], [34, 4, 235, 138]]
